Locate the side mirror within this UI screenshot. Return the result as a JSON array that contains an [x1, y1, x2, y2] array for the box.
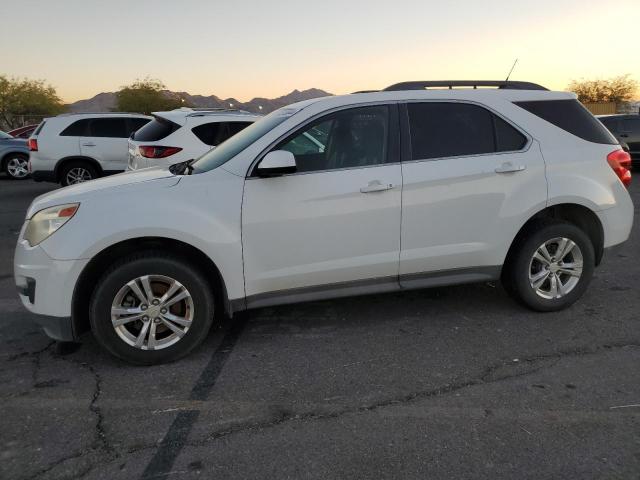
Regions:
[[257, 150, 297, 177]]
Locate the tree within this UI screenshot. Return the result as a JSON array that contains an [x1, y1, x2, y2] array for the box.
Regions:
[[568, 74, 638, 104], [0, 75, 65, 129], [116, 78, 187, 114]]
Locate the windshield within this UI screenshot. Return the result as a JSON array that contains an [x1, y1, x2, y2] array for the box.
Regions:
[[0, 131, 12, 139], [190, 109, 294, 173]]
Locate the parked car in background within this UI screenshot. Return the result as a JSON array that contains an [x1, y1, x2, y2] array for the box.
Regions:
[[8, 124, 38, 139], [29, 113, 151, 186], [14, 80, 634, 364], [0, 131, 30, 179], [127, 108, 259, 170], [597, 114, 640, 167]]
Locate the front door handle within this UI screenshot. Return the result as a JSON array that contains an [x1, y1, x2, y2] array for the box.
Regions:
[[360, 180, 394, 193], [82, 142, 96, 147], [495, 162, 526, 174]]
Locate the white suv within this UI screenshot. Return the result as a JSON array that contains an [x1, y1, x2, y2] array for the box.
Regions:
[[28, 113, 151, 186], [127, 108, 259, 170], [14, 81, 634, 365]]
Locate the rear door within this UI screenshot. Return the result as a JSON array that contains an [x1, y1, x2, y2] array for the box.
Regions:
[[621, 117, 640, 158], [242, 104, 402, 303], [80, 117, 130, 172], [399, 101, 547, 286]]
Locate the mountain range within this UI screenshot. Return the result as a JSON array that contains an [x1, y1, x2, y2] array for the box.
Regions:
[[67, 88, 333, 114]]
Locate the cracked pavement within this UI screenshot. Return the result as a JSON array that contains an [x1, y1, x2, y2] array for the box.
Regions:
[[1, 177, 638, 479]]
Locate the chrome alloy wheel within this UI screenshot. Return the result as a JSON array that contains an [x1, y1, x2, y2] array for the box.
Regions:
[[66, 167, 92, 184], [111, 275, 194, 350], [7, 156, 29, 178], [528, 237, 583, 300]]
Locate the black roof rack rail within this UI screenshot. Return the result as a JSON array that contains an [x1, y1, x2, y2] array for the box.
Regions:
[[383, 80, 548, 91]]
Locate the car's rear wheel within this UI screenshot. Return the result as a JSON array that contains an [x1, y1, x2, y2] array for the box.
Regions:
[[503, 221, 595, 311], [60, 161, 98, 186], [90, 252, 215, 365], [4, 154, 29, 179]]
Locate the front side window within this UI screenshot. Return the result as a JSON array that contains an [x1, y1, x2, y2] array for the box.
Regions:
[[88, 118, 128, 138], [275, 105, 390, 173], [407, 102, 526, 161]]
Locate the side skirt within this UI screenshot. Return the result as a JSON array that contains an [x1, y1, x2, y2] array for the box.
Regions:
[[236, 266, 502, 311]]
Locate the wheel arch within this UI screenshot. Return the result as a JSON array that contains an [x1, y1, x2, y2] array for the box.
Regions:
[[503, 203, 605, 275], [54, 156, 103, 182], [71, 237, 231, 338]]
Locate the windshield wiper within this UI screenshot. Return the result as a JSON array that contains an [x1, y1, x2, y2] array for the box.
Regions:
[[169, 159, 195, 176]]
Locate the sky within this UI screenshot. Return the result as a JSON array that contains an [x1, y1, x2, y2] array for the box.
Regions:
[[2, 0, 639, 103]]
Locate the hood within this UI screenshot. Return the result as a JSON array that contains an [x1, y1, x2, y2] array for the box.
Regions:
[[27, 167, 179, 218]]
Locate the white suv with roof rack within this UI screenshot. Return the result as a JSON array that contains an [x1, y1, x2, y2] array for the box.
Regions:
[[14, 80, 634, 365], [127, 108, 260, 170], [28, 113, 151, 186]]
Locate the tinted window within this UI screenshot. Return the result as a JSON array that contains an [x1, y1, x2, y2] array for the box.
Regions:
[[133, 117, 181, 141], [228, 121, 252, 136], [494, 115, 527, 151], [88, 118, 128, 138], [276, 105, 389, 173], [191, 122, 228, 146], [128, 118, 151, 135], [515, 99, 616, 144], [408, 103, 494, 160], [622, 118, 640, 133], [60, 119, 89, 136], [598, 117, 619, 133]]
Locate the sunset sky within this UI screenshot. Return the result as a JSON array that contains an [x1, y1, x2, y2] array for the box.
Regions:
[[2, 0, 639, 102]]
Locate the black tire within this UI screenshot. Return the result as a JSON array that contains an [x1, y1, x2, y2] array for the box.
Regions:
[[90, 251, 215, 365], [3, 153, 30, 180], [60, 161, 98, 186], [503, 221, 595, 312]]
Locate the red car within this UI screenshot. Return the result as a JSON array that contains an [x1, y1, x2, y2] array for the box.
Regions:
[[7, 124, 38, 139]]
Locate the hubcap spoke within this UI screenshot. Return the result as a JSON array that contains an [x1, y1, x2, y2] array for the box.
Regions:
[[140, 275, 155, 303], [147, 321, 157, 350], [163, 290, 189, 308], [530, 269, 550, 289], [161, 311, 192, 327], [127, 279, 148, 304], [160, 317, 186, 337], [135, 320, 151, 347]]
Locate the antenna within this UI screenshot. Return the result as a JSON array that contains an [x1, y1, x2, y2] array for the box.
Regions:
[[505, 59, 518, 82]]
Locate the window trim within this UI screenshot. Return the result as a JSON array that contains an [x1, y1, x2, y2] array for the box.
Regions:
[[246, 101, 401, 178], [399, 100, 532, 165]]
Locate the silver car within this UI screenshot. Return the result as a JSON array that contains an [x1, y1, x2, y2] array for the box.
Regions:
[[0, 131, 30, 179]]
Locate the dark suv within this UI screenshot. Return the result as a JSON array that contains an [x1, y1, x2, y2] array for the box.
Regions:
[[597, 114, 640, 167]]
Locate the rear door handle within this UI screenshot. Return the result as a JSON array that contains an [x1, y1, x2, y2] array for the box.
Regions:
[[495, 162, 526, 174], [360, 180, 394, 193], [82, 142, 96, 147]]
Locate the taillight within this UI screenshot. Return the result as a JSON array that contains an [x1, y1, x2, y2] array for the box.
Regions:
[[28, 138, 38, 151], [138, 146, 182, 158], [607, 149, 632, 188]]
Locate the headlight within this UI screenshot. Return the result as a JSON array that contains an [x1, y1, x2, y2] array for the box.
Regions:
[[23, 203, 80, 246]]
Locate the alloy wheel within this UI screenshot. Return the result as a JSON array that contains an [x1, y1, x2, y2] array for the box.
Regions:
[[6, 156, 29, 179], [66, 167, 92, 184], [111, 275, 194, 350], [528, 237, 583, 300]]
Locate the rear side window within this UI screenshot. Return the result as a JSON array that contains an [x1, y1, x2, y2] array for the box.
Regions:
[[88, 118, 128, 138], [514, 99, 616, 144], [133, 117, 181, 141], [60, 119, 89, 136], [407, 102, 526, 160], [191, 121, 252, 146]]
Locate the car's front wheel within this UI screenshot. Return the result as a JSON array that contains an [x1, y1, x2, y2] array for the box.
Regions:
[[90, 252, 215, 365], [503, 221, 595, 312], [4, 153, 30, 179]]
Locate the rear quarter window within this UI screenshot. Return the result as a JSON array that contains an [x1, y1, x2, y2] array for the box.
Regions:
[[514, 99, 616, 144]]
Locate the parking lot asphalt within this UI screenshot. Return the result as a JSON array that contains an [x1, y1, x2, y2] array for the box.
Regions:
[[0, 176, 638, 480]]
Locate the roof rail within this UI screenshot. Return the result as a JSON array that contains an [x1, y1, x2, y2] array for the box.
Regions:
[[56, 111, 144, 117], [383, 80, 548, 91]]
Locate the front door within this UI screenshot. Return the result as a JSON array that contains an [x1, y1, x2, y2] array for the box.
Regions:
[[242, 104, 402, 305]]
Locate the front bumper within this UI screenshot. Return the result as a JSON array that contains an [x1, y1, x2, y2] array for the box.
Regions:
[[14, 238, 89, 341]]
